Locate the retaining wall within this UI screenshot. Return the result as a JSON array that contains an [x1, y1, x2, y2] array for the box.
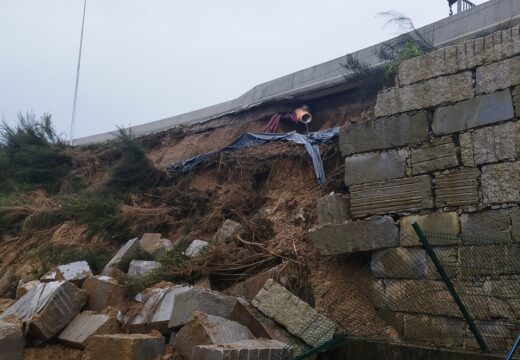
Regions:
[[311, 24, 520, 352]]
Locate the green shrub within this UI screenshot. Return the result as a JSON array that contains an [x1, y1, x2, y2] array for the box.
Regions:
[[384, 40, 424, 78], [0, 113, 71, 192]]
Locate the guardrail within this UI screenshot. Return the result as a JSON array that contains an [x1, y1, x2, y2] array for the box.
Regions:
[[451, 0, 476, 15]]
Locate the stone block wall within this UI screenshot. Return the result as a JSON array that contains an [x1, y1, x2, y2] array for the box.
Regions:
[[312, 25, 520, 352]]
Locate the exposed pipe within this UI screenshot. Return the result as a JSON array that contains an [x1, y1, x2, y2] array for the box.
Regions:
[[70, 0, 87, 144]]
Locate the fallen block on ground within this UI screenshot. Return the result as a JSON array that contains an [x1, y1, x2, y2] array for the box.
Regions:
[[213, 219, 245, 244], [0, 320, 24, 360], [82, 275, 127, 311], [84, 333, 164, 360], [127, 260, 159, 278], [102, 238, 140, 275], [58, 311, 120, 349], [168, 287, 238, 328], [15, 280, 41, 300], [175, 312, 254, 360], [192, 339, 290, 360], [128, 286, 190, 334], [139, 233, 173, 257], [184, 240, 209, 257], [252, 279, 336, 347], [0, 281, 88, 342], [55, 261, 93, 286]]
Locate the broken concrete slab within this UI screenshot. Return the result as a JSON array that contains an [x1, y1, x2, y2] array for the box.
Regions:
[[55, 261, 93, 286], [213, 219, 245, 244], [168, 287, 238, 328], [58, 311, 120, 349], [84, 333, 164, 360], [317, 194, 350, 226], [192, 339, 290, 360], [127, 260, 160, 278], [102, 238, 140, 275], [128, 286, 190, 334], [0, 281, 88, 342], [226, 264, 289, 301], [184, 240, 209, 257], [308, 216, 399, 255], [139, 233, 173, 257], [252, 279, 336, 348], [82, 275, 127, 312], [175, 312, 254, 360], [16, 280, 41, 300], [0, 320, 24, 360]]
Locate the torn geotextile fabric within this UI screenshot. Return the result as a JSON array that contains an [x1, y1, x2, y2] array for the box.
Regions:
[[166, 127, 340, 188]]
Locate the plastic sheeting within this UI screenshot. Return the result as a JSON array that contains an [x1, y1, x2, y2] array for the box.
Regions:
[[167, 128, 340, 188]]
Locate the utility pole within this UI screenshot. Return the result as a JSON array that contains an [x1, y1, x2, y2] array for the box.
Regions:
[[70, 0, 87, 145]]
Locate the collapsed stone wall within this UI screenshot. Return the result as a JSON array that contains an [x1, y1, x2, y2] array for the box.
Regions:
[[309, 25, 520, 352]]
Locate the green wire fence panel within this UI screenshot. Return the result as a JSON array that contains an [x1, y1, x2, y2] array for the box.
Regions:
[[275, 229, 520, 359]]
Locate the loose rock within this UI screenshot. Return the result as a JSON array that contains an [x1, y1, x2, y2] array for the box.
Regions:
[[15, 280, 41, 300], [84, 333, 164, 360], [213, 219, 245, 244], [55, 261, 93, 286], [192, 339, 290, 360], [184, 240, 209, 257], [139, 233, 173, 257], [127, 260, 159, 279], [82, 276, 127, 312], [102, 238, 140, 275], [58, 311, 120, 349], [0, 320, 24, 360], [175, 312, 254, 360]]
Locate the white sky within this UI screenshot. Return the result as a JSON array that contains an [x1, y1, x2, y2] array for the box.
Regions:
[[0, 0, 486, 138]]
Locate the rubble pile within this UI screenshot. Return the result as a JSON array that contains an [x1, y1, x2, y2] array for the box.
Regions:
[[0, 231, 335, 359]]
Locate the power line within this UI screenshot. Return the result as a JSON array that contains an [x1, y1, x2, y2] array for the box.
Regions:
[[69, 0, 87, 145]]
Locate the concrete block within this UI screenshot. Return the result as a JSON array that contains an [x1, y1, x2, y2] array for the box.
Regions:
[[15, 280, 41, 299], [55, 261, 93, 286], [481, 161, 520, 204], [175, 312, 254, 360], [252, 279, 336, 347], [213, 219, 245, 244], [375, 72, 474, 118], [0, 320, 23, 360], [84, 333, 164, 360], [0, 281, 88, 341], [371, 248, 426, 279], [461, 210, 512, 243], [403, 314, 467, 347], [317, 194, 350, 225], [184, 240, 209, 257], [139, 233, 173, 257], [400, 212, 460, 246], [168, 288, 238, 328], [339, 112, 429, 155], [512, 207, 520, 241], [344, 149, 408, 186], [226, 264, 288, 301], [226, 300, 272, 339], [40, 271, 57, 283], [128, 286, 190, 334], [432, 90, 515, 136], [477, 55, 520, 94], [58, 311, 119, 349], [127, 260, 159, 278], [82, 275, 127, 311], [192, 339, 290, 360], [102, 238, 140, 275], [350, 175, 433, 217], [308, 216, 399, 255], [398, 26, 520, 86], [460, 122, 520, 166], [383, 279, 460, 317], [435, 168, 480, 207], [460, 244, 520, 277], [410, 137, 459, 175]]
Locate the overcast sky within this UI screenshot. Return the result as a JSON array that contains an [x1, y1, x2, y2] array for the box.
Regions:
[[0, 0, 485, 139]]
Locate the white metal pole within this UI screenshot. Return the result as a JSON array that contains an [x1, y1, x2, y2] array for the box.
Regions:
[[70, 0, 87, 145]]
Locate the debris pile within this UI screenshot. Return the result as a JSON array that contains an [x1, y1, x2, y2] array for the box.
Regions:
[[0, 231, 335, 359]]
